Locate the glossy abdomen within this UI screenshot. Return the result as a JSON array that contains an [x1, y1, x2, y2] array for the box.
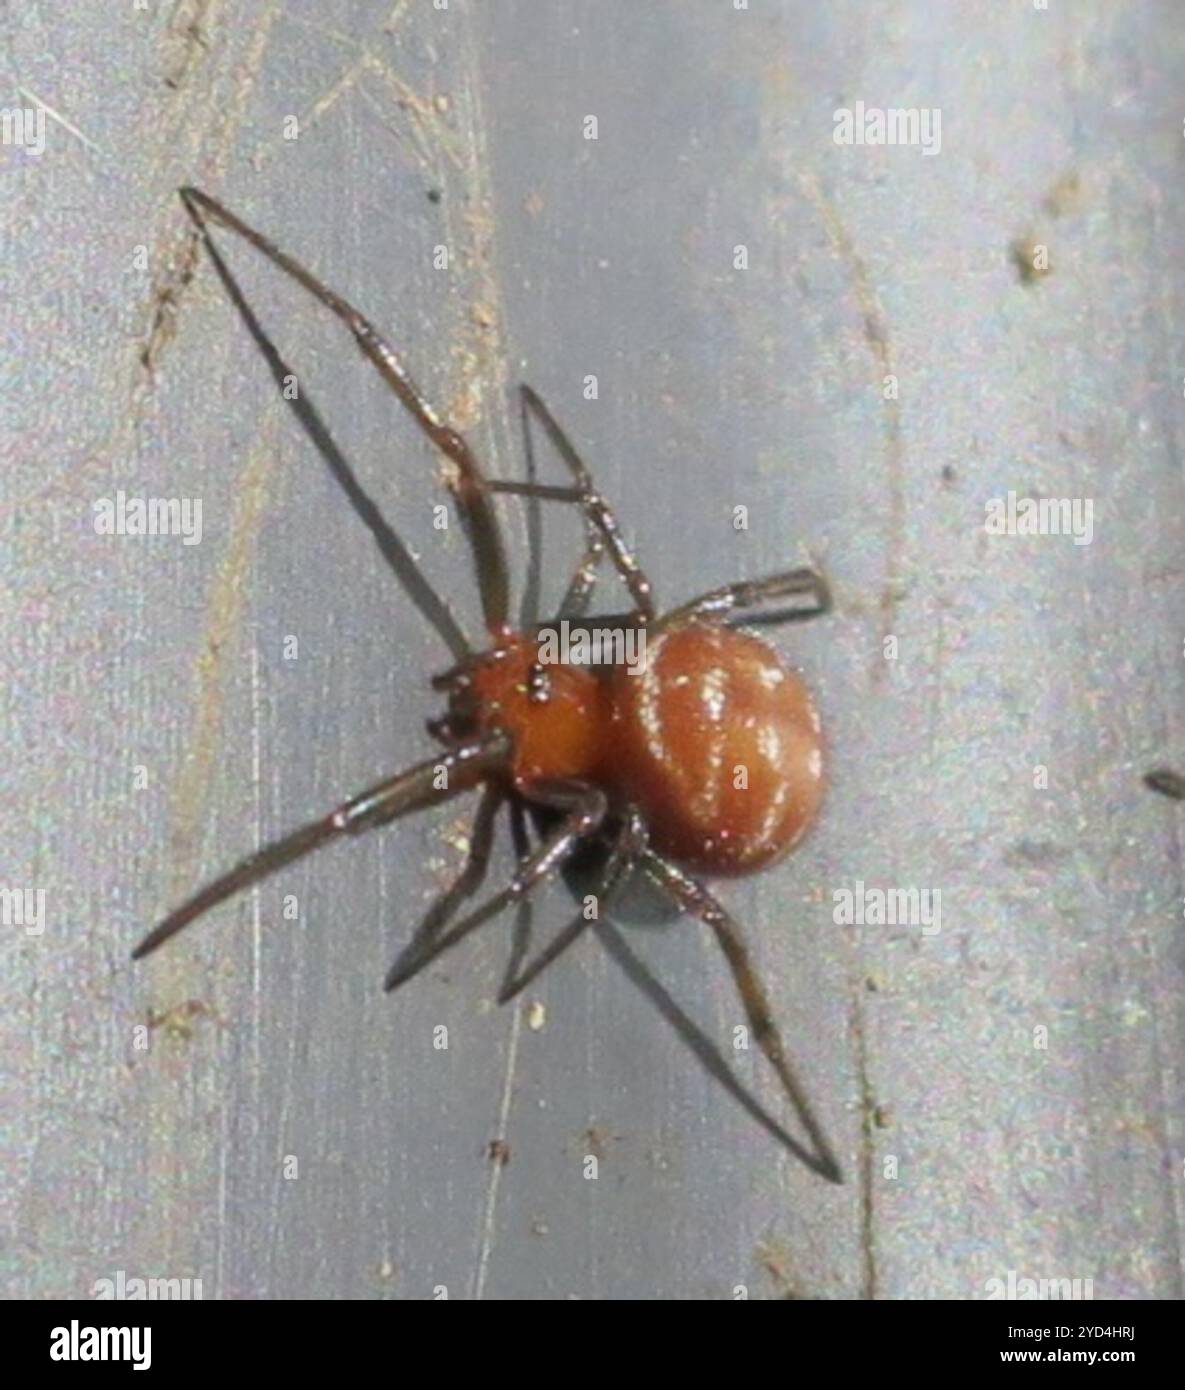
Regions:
[[606, 622, 824, 874]]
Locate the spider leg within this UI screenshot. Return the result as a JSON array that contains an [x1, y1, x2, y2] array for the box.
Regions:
[[489, 386, 654, 621], [382, 783, 504, 987], [172, 191, 470, 663], [488, 479, 651, 622], [383, 780, 608, 992], [498, 912, 587, 1008], [517, 389, 545, 630], [520, 385, 597, 491], [557, 537, 607, 620], [636, 850, 843, 1184], [132, 731, 511, 960], [178, 186, 511, 639], [497, 806, 648, 1005], [517, 384, 606, 619], [593, 917, 840, 1183], [663, 567, 831, 630]]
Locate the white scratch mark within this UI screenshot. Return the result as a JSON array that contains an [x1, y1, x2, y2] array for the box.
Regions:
[[215, 1090, 229, 1299], [287, 0, 410, 51], [250, 0, 415, 170], [16, 86, 105, 155], [250, 634, 263, 1134], [471, 1003, 523, 1300]]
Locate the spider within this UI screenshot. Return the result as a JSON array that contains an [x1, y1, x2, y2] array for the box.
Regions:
[[133, 187, 843, 1184]]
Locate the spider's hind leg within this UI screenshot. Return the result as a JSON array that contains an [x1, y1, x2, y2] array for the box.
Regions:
[[665, 567, 831, 630], [628, 849, 843, 1184]]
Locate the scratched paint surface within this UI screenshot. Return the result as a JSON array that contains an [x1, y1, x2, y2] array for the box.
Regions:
[[3, 1, 1184, 1299]]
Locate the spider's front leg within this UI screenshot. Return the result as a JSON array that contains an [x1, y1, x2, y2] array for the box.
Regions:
[[382, 783, 504, 988], [133, 731, 512, 960], [383, 779, 607, 992], [491, 386, 655, 623], [178, 186, 511, 639], [497, 805, 648, 1005]]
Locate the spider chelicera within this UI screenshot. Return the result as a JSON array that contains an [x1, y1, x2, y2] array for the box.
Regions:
[[133, 187, 842, 1184]]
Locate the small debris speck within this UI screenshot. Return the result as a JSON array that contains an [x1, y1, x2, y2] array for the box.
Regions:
[[146, 998, 215, 1041], [1145, 768, 1185, 800], [527, 1000, 546, 1031], [1043, 170, 1082, 219]]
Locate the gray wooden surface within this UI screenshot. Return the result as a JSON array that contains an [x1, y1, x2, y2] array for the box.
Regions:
[[3, 0, 1183, 1300]]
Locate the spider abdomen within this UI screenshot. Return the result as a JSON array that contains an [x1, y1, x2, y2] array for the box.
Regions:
[[605, 622, 824, 874]]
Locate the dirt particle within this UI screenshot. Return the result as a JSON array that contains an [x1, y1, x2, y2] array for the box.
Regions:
[[1004, 838, 1068, 868], [1044, 170, 1083, 219], [139, 229, 200, 381], [581, 1124, 617, 1160], [755, 1239, 801, 1299], [487, 1138, 511, 1167], [146, 998, 215, 1042], [526, 1000, 546, 1031], [162, 0, 212, 91]]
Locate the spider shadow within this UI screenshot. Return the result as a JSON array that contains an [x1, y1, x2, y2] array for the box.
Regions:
[[557, 826, 682, 929]]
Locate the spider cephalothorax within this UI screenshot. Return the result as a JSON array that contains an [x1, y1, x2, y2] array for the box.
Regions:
[[133, 187, 842, 1183]]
